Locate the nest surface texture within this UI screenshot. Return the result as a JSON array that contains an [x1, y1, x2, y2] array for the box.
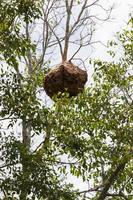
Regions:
[[43, 61, 87, 98]]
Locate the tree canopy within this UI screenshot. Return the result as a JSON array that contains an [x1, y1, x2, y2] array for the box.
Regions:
[[0, 0, 133, 199]]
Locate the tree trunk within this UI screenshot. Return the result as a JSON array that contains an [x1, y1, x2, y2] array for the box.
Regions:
[[22, 121, 31, 152], [20, 121, 31, 200], [97, 160, 127, 200], [20, 20, 33, 199]]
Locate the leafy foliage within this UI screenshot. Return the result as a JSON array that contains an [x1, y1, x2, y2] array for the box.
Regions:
[[0, 0, 41, 69]]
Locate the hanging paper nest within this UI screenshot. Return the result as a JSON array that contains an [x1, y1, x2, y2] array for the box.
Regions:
[[43, 61, 87, 98]]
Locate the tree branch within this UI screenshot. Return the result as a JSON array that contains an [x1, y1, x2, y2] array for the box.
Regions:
[[62, 0, 74, 61], [97, 158, 129, 200]]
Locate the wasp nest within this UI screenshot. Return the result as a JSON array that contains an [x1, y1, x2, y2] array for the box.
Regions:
[[43, 61, 87, 98]]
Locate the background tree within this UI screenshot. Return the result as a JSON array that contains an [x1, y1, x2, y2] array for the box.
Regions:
[[0, 0, 132, 199]]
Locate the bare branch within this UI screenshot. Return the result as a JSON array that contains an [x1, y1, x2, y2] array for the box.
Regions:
[[69, 0, 88, 35], [33, 0, 113, 67], [77, 185, 102, 194], [62, 0, 74, 61], [46, 20, 63, 58]]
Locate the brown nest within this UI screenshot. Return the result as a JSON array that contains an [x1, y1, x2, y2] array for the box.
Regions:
[[43, 61, 87, 98]]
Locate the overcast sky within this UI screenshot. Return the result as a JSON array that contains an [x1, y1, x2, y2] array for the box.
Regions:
[[92, 0, 133, 59]]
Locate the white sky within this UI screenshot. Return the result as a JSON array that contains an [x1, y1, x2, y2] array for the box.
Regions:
[[92, 0, 133, 59]]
